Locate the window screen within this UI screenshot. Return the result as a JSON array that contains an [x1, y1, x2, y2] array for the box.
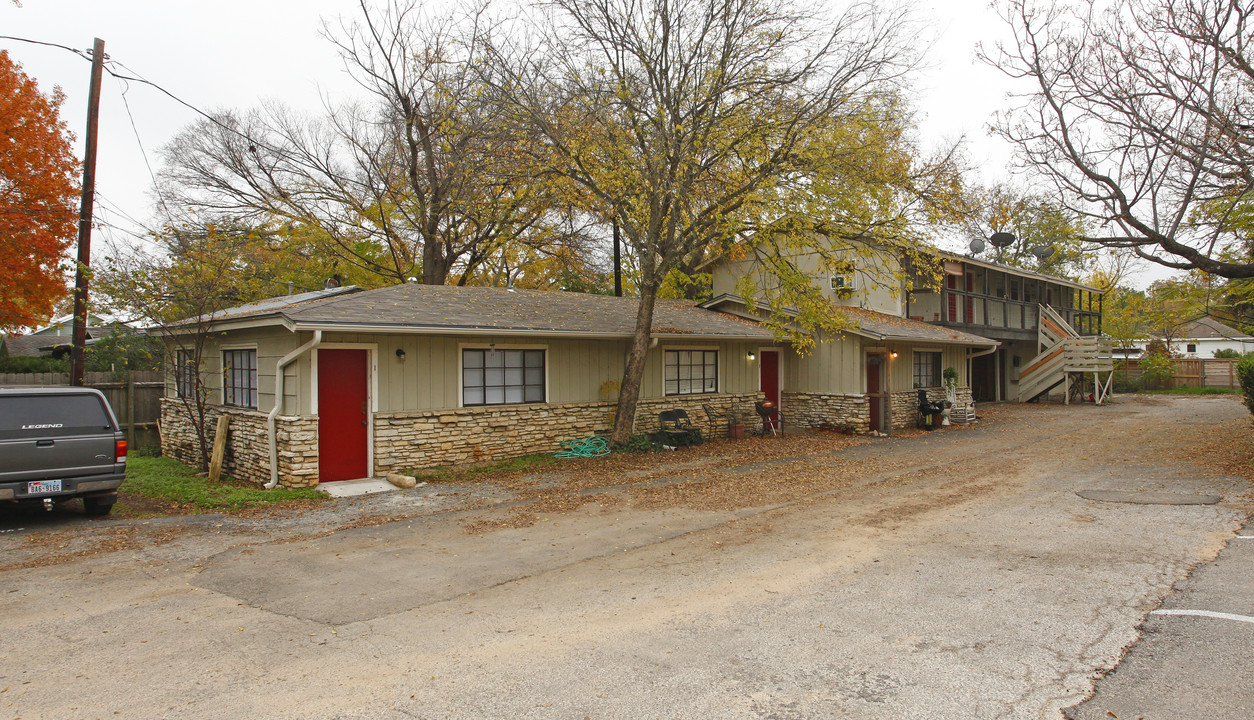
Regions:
[[912, 351, 941, 388], [223, 349, 258, 408], [175, 349, 196, 400], [462, 348, 545, 406], [664, 350, 718, 395]]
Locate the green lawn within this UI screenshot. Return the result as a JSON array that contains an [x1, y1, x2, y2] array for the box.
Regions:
[[121, 456, 328, 512]]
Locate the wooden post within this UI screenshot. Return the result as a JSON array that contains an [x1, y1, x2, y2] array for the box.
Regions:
[[208, 415, 229, 482], [126, 371, 136, 452], [70, 38, 106, 387]]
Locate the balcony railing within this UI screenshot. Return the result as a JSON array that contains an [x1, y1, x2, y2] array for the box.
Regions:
[[927, 289, 1102, 336]]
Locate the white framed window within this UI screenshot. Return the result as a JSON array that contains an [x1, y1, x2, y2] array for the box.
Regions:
[[830, 273, 856, 293], [222, 348, 258, 408], [664, 349, 718, 395], [462, 348, 546, 406]]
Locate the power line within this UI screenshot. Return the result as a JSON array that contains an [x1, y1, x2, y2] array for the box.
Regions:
[[0, 35, 92, 61], [3, 34, 283, 162], [111, 72, 174, 220]]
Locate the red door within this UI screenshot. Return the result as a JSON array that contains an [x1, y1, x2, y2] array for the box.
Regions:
[[946, 275, 958, 321], [867, 354, 885, 432], [760, 350, 780, 425], [318, 349, 369, 482], [965, 272, 975, 323]]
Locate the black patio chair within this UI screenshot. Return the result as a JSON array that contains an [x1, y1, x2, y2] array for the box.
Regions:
[[754, 401, 781, 436], [917, 389, 944, 430], [656, 409, 703, 447]]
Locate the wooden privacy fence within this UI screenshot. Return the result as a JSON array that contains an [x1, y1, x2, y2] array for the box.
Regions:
[[0, 370, 164, 452], [1114, 358, 1239, 390]]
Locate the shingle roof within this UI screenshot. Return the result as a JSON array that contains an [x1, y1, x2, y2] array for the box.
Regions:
[[835, 306, 999, 345], [1159, 316, 1253, 340], [184, 284, 777, 340], [0, 335, 52, 357], [699, 294, 997, 346]]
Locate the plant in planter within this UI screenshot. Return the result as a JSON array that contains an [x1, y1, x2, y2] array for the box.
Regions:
[[942, 367, 959, 425]]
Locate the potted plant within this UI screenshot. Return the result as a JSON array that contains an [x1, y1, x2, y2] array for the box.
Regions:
[[728, 406, 746, 439], [942, 367, 959, 426]]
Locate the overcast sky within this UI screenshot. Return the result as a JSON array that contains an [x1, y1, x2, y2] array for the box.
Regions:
[[4, 0, 1138, 280]]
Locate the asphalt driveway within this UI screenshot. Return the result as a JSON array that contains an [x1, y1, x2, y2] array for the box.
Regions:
[[2, 394, 1251, 719]]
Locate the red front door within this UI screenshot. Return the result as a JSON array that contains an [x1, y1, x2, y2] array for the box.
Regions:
[[760, 349, 780, 425], [867, 354, 885, 432], [318, 349, 369, 482]]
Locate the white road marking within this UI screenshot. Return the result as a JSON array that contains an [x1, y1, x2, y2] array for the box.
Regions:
[[1235, 535, 1254, 539], [1151, 609, 1254, 625]]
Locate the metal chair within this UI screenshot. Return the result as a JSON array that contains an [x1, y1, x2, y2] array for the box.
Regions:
[[754, 401, 781, 436], [656, 409, 703, 447]]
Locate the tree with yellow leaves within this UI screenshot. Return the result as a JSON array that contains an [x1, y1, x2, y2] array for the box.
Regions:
[[492, 0, 924, 443]]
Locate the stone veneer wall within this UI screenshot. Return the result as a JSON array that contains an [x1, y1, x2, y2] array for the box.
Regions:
[[159, 398, 320, 487], [781, 392, 870, 433], [373, 392, 763, 474], [890, 387, 973, 430]]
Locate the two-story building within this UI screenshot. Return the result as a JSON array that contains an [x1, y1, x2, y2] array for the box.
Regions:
[[157, 239, 1107, 487], [905, 252, 1106, 402]]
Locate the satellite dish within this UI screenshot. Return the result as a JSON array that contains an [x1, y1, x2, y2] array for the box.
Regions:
[[1031, 245, 1055, 261], [969, 237, 986, 254], [989, 231, 1016, 248]]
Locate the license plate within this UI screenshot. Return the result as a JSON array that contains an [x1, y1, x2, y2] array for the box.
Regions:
[[27, 480, 62, 495]]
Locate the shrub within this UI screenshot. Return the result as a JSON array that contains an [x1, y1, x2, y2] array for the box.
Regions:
[[1237, 353, 1254, 416], [0, 355, 69, 373], [1141, 352, 1175, 390], [1213, 348, 1242, 359]]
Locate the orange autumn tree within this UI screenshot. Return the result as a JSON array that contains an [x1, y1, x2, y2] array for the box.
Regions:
[[0, 50, 79, 331]]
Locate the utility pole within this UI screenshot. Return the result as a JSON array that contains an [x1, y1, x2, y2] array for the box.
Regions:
[[70, 37, 105, 387], [612, 222, 622, 297]]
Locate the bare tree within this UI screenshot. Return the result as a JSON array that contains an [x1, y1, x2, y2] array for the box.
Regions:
[[160, 0, 565, 285], [985, 0, 1254, 278], [490, 0, 919, 443]]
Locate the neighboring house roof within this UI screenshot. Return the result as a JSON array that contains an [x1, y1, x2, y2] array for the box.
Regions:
[[1161, 316, 1254, 341], [0, 335, 52, 357], [699, 294, 999, 347], [170, 285, 778, 341], [30, 313, 132, 336]]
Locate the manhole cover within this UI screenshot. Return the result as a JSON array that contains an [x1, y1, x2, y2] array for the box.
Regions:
[[1076, 490, 1221, 505]]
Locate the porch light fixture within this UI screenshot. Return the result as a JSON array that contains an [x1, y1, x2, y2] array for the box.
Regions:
[[890, 351, 899, 359], [395, 348, 406, 361], [747, 351, 756, 361]]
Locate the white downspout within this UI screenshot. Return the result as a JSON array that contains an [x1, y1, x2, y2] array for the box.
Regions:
[[266, 330, 322, 489]]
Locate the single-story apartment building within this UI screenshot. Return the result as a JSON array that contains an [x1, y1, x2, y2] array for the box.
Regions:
[[160, 284, 996, 488]]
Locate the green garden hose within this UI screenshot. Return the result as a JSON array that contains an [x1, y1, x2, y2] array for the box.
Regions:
[[555, 436, 611, 458]]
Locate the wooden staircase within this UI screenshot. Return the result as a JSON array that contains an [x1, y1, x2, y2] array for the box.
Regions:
[[1017, 305, 1114, 403]]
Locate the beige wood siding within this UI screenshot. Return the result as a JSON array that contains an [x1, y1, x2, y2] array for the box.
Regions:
[[786, 333, 864, 394], [319, 333, 765, 413], [887, 343, 969, 392], [166, 328, 301, 414], [644, 340, 768, 398]]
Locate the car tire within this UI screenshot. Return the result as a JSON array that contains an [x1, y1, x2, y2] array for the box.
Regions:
[[82, 497, 114, 517]]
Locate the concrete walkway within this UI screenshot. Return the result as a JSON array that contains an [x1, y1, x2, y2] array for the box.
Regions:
[[2, 395, 1251, 720]]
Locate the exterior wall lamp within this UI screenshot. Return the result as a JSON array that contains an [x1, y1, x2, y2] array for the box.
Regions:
[[747, 351, 757, 361], [395, 348, 406, 361], [890, 351, 899, 359]]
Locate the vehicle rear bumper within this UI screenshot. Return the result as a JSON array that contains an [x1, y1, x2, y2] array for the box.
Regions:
[[0, 473, 125, 501]]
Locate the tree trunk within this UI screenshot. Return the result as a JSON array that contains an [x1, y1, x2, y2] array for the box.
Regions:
[[611, 286, 659, 445]]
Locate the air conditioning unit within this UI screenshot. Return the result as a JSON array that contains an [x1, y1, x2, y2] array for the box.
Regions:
[[830, 275, 855, 294]]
